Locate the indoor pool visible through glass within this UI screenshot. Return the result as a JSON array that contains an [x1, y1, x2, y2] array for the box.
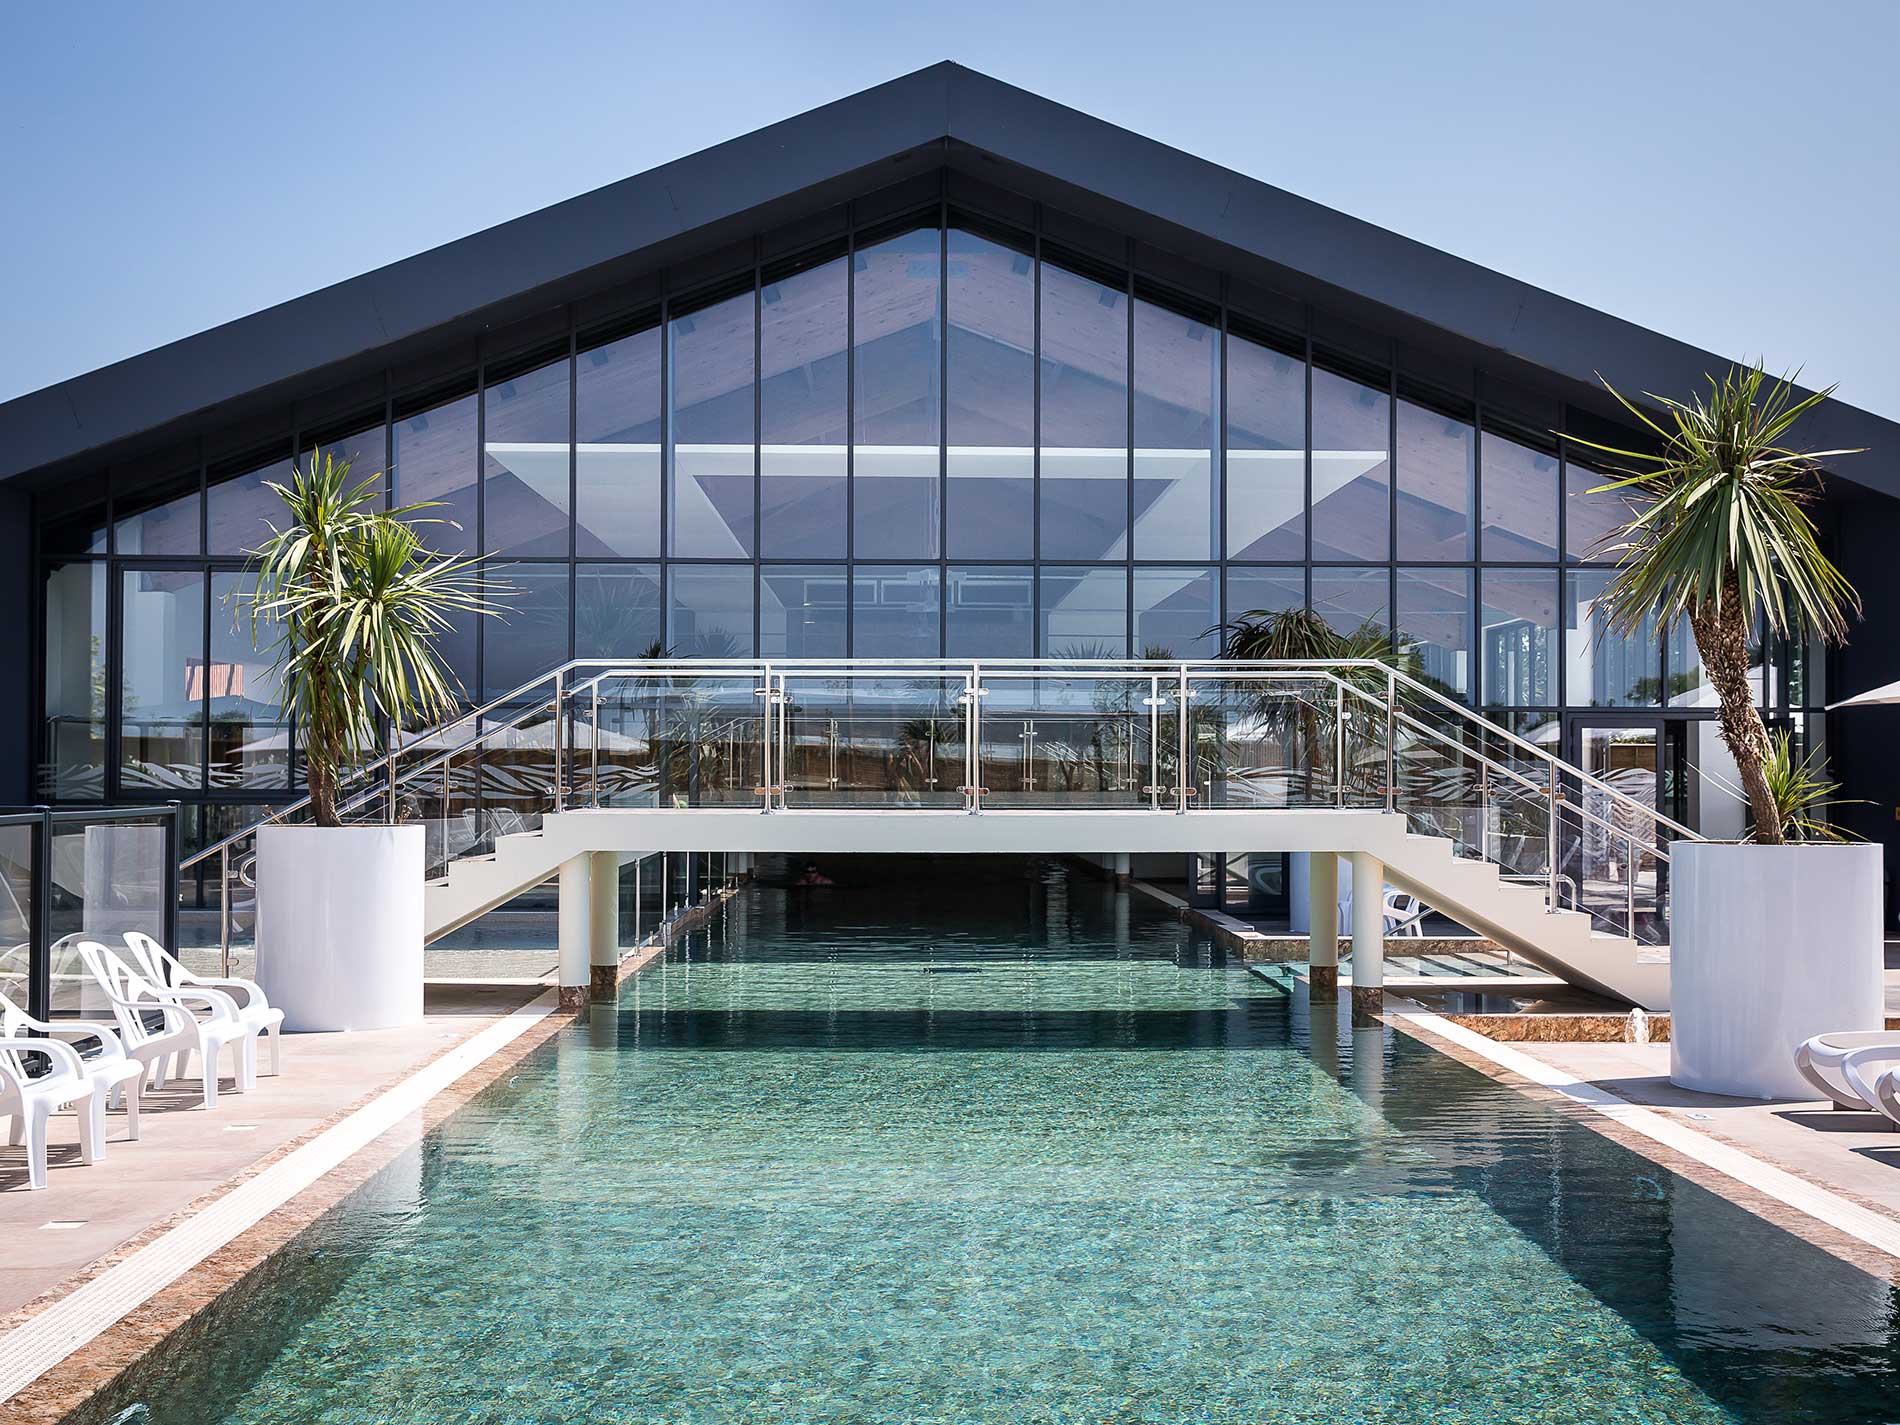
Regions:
[[79, 859, 1900, 1424]]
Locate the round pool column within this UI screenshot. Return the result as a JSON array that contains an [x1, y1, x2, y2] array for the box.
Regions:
[[1307, 852, 1338, 1001], [1349, 851, 1384, 1024], [589, 849, 621, 1003]]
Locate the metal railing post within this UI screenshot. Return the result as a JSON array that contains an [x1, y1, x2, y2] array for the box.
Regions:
[[28, 814, 50, 1023], [1333, 680, 1346, 809], [757, 665, 774, 813], [551, 670, 566, 814], [1384, 670, 1397, 813], [1625, 831, 1638, 939], [386, 741, 398, 825], [591, 682, 602, 809], [219, 843, 232, 980], [163, 802, 181, 967], [1176, 666, 1191, 814], [1146, 675, 1163, 811], [1546, 761, 1561, 913]]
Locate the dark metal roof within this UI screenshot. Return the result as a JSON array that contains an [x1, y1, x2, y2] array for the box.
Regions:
[[3, 61, 1892, 493]]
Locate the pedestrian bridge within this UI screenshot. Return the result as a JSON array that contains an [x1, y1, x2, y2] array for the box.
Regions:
[[185, 659, 1693, 1012]]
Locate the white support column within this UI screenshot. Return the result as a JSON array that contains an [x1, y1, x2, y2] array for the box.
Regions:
[[1307, 852, 1339, 1002], [1349, 851, 1384, 1023], [558, 853, 592, 1011], [588, 850, 620, 1002], [1111, 852, 1131, 887]]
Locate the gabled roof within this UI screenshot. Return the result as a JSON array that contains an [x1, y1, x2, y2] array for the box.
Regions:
[[3, 61, 1892, 494]]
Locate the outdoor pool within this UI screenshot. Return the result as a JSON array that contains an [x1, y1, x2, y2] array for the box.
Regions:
[[76, 859, 1900, 1423]]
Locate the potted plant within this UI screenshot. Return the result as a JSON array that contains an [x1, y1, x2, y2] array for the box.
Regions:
[[1571, 364, 1879, 1098], [241, 453, 499, 1031]]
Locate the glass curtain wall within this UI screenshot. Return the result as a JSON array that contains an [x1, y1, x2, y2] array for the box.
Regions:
[[39, 202, 1818, 832]]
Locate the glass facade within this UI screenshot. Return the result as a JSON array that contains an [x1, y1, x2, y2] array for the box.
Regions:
[[34, 200, 1822, 834]]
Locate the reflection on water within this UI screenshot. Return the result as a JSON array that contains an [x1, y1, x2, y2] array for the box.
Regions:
[[72, 858, 1900, 1425]]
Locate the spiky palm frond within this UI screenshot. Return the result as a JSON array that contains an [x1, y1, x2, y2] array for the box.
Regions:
[[239, 451, 510, 825], [1762, 730, 1863, 843]]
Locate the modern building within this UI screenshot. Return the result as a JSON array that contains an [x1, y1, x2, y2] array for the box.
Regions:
[[2, 63, 1897, 914]]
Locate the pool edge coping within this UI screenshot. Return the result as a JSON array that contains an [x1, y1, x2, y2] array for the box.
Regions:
[[0, 991, 574, 1421]]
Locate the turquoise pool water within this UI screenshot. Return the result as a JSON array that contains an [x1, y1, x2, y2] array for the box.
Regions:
[[83, 860, 1900, 1423]]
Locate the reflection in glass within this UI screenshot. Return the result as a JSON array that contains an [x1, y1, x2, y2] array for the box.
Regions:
[[121, 568, 205, 790], [1134, 567, 1218, 659], [1481, 569, 1559, 707], [209, 571, 287, 789], [42, 563, 107, 799], [1481, 431, 1559, 561], [208, 454, 295, 557], [1397, 567, 1472, 698], [761, 256, 849, 558], [1396, 401, 1473, 560], [115, 475, 202, 557], [1566, 569, 1660, 707], [853, 567, 941, 658], [485, 566, 570, 699], [1133, 299, 1218, 560], [669, 291, 756, 558], [575, 564, 661, 659], [1041, 567, 1126, 657], [669, 564, 754, 657], [1311, 567, 1387, 638], [484, 356, 571, 558], [576, 326, 662, 557], [854, 229, 941, 558], [1310, 366, 1389, 561], [946, 566, 1033, 658], [761, 566, 847, 658], [1565, 454, 1640, 563], [394, 390, 479, 555], [303, 426, 387, 504], [1225, 568, 1304, 628], [1040, 262, 1128, 561], [1226, 333, 1305, 560], [946, 229, 1034, 559]]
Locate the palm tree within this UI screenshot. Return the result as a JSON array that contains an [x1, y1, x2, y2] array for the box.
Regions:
[[1568, 364, 1863, 845], [241, 452, 503, 826]]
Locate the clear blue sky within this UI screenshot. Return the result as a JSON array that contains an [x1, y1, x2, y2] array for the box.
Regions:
[[5, 1, 1896, 418]]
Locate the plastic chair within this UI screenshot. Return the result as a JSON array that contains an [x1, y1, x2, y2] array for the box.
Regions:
[[0, 993, 144, 1146], [0, 1033, 100, 1189], [121, 931, 283, 1077], [77, 942, 252, 1109]]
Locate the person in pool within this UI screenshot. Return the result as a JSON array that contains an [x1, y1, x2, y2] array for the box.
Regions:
[[795, 862, 834, 887]]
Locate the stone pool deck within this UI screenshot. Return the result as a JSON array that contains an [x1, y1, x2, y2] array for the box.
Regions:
[[0, 983, 544, 1318]]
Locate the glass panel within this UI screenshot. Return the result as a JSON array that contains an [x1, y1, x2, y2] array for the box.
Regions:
[[1311, 567, 1387, 638], [760, 255, 849, 558], [1397, 567, 1472, 699], [601, 672, 762, 809], [1569, 725, 1665, 941], [1564, 454, 1640, 563], [1040, 261, 1128, 561], [1677, 717, 1746, 842], [780, 675, 963, 807], [1225, 333, 1305, 560], [576, 325, 662, 557], [853, 228, 941, 559], [1133, 566, 1217, 660], [575, 563, 662, 659], [48, 817, 171, 1014], [853, 566, 941, 658], [207, 454, 294, 557], [1189, 672, 1342, 808], [1132, 298, 1218, 560], [304, 425, 387, 501], [115, 474, 201, 556], [1481, 430, 1559, 562], [1565, 569, 1660, 707], [1396, 400, 1473, 560], [485, 565, 570, 699], [1040, 567, 1126, 658], [1224, 568, 1305, 634], [42, 562, 108, 800], [0, 823, 30, 1005], [669, 290, 756, 558], [946, 566, 1033, 659], [483, 354, 571, 558], [980, 673, 1150, 807], [668, 564, 754, 658], [945, 228, 1034, 559], [121, 568, 205, 791], [1310, 366, 1389, 561], [207, 571, 287, 790], [760, 565, 847, 658], [1480, 569, 1558, 708], [393, 390, 479, 555]]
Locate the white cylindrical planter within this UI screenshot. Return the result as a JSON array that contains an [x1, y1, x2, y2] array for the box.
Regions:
[[1671, 841, 1883, 1099], [256, 825, 425, 1032]]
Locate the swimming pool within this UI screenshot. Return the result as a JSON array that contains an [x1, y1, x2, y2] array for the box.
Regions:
[[74, 859, 1900, 1423]]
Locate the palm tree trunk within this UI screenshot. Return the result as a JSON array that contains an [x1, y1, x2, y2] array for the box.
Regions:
[[1686, 576, 1781, 844]]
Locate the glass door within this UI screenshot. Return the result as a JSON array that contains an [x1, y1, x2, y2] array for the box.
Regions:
[[1563, 717, 1666, 941]]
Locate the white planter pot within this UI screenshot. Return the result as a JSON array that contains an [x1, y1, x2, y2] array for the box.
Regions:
[[1670, 841, 1883, 1099], [255, 824, 424, 1032]]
